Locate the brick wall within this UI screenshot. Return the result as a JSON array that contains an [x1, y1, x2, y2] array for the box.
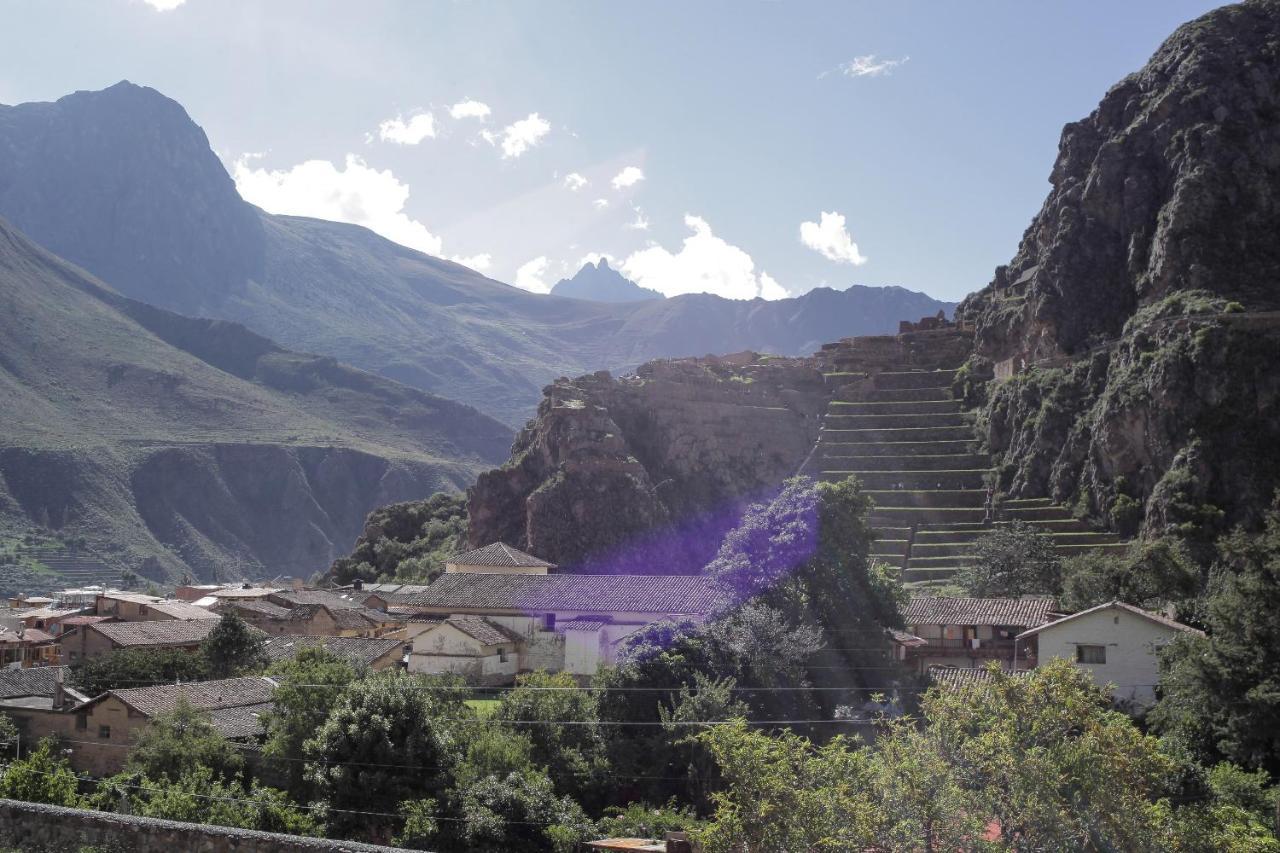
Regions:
[[0, 798, 404, 852]]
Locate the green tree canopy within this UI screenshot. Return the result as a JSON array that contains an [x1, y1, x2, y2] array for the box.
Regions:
[[70, 646, 208, 696], [955, 519, 1063, 597], [0, 738, 80, 807], [201, 612, 268, 679], [262, 646, 357, 797], [126, 696, 243, 783]]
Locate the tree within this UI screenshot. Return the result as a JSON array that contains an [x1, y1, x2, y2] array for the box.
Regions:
[[492, 670, 604, 805], [451, 727, 536, 790], [0, 738, 80, 806], [201, 612, 267, 679], [305, 671, 469, 841], [450, 770, 594, 853], [329, 493, 468, 585], [0, 713, 17, 759], [262, 647, 357, 797], [955, 520, 1063, 597], [70, 646, 208, 696], [1151, 503, 1280, 774], [1060, 537, 1203, 616], [657, 673, 748, 811], [126, 697, 243, 783]]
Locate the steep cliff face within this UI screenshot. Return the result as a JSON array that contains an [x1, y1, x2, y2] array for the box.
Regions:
[[960, 0, 1280, 538], [468, 356, 830, 573]]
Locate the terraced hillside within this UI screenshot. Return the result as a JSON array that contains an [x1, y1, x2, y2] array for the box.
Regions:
[[804, 330, 1129, 587]]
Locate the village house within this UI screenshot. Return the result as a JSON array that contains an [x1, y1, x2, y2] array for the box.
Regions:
[[215, 589, 394, 638], [261, 635, 405, 671], [92, 592, 216, 623], [896, 597, 1057, 674], [6, 676, 275, 777], [64, 619, 219, 663], [444, 542, 555, 575], [1015, 601, 1202, 707], [341, 581, 433, 613], [0, 627, 60, 668], [404, 571, 718, 682]]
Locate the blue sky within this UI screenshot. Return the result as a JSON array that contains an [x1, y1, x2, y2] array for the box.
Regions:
[[0, 0, 1225, 302]]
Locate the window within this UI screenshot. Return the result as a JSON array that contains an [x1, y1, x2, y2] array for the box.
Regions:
[[1076, 644, 1106, 664], [75, 715, 87, 731], [98, 725, 111, 739], [498, 648, 508, 663], [543, 613, 556, 631]]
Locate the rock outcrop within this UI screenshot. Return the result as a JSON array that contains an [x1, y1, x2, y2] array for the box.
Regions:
[[467, 355, 830, 573], [959, 0, 1280, 538]]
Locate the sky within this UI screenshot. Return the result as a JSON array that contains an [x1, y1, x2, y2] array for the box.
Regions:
[[0, 0, 1227, 303]]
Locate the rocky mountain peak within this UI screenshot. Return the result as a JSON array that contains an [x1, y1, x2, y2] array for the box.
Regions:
[[549, 257, 664, 302]]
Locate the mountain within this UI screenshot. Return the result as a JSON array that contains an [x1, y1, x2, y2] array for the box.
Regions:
[[0, 82, 954, 425], [958, 0, 1280, 539], [0, 216, 511, 590], [550, 259, 664, 302]]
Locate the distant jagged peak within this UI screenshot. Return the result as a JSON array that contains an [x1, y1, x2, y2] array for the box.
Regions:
[[550, 257, 664, 302]]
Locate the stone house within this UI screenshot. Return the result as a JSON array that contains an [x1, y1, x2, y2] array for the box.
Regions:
[[63, 619, 219, 664], [1015, 601, 1202, 707], [444, 543, 555, 575], [6, 676, 275, 777], [896, 597, 1057, 673], [0, 627, 60, 667], [93, 593, 216, 623], [404, 572, 718, 682], [217, 591, 394, 638], [261, 635, 405, 671]]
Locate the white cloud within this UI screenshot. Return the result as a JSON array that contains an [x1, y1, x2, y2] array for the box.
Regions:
[[449, 100, 491, 120], [823, 54, 909, 79], [563, 172, 589, 191], [377, 113, 436, 145], [799, 210, 867, 265], [514, 256, 552, 294], [611, 166, 645, 190], [592, 198, 610, 210], [141, 0, 185, 9], [485, 112, 551, 159], [233, 154, 443, 256], [626, 206, 650, 231], [622, 214, 787, 300], [449, 253, 492, 272]]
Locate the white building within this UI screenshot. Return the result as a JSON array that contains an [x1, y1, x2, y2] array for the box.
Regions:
[[1015, 601, 1202, 707], [404, 571, 717, 682]]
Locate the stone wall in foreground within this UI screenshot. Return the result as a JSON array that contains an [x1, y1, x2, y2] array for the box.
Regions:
[[0, 798, 405, 853]]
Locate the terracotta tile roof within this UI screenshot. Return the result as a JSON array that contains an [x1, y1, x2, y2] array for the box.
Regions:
[[221, 600, 292, 619], [887, 628, 928, 648], [558, 617, 611, 633], [443, 616, 522, 646], [903, 597, 1056, 629], [1016, 601, 1204, 639], [207, 703, 273, 739], [407, 573, 718, 615], [59, 615, 113, 627], [270, 590, 363, 610], [0, 666, 65, 700], [211, 587, 281, 599], [148, 601, 219, 620], [110, 676, 276, 718], [448, 542, 555, 569], [90, 620, 218, 647], [262, 635, 403, 668], [99, 592, 162, 605], [928, 666, 1032, 689], [328, 607, 391, 631]]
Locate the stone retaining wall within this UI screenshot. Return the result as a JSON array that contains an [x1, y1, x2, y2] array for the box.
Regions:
[[0, 798, 406, 853]]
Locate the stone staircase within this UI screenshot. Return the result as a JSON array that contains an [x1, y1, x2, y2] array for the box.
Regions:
[[805, 336, 1128, 588]]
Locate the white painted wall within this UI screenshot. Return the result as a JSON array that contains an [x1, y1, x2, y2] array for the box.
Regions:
[[1034, 607, 1185, 707]]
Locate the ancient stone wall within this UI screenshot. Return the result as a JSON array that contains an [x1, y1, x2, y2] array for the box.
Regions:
[[0, 798, 400, 852]]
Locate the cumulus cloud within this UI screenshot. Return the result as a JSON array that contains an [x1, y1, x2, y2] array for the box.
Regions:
[[592, 198, 610, 210], [611, 166, 645, 190], [233, 154, 443, 256], [449, 100, 491, 120], [513, 256, 552, 293], [622, 214, 787, 300], [449, 253, 492, 272], [377, 113, 436, 145], [799, 210, 867, 265], [141, 0, 185, 9], [823, 54, 909, 79], [626, 206, 650, 231], [563, 172, 589, 191], [484, 112, 551, 158]]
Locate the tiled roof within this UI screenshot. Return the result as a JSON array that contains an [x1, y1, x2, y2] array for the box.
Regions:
[[903, 597, 1056, 629], [0, 666, 64, 700], [148, 601, 219, 620], [0, 628, 56, 645], [887, 628, 927, 648], [99, 592, 162, 605], [208, 703, 274, 739], [110, 676, 276, 717], [90, 620, 218, 647], [222, 600, 292, 619], [262, 635, 403, 668], [211, 587, 281, 599], [59, 615, 113, 627], [1016, 601, 1204, 639], [270, 590, 362, 610], [406, 572, 718, 615], [448, 542, 555, 569], [329, 607, 391, 631], [927, 666, 1033, 689], [443, 616, 522, 646]]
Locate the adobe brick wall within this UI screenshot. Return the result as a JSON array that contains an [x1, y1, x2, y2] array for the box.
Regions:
[[0, 798, 406, 852]]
